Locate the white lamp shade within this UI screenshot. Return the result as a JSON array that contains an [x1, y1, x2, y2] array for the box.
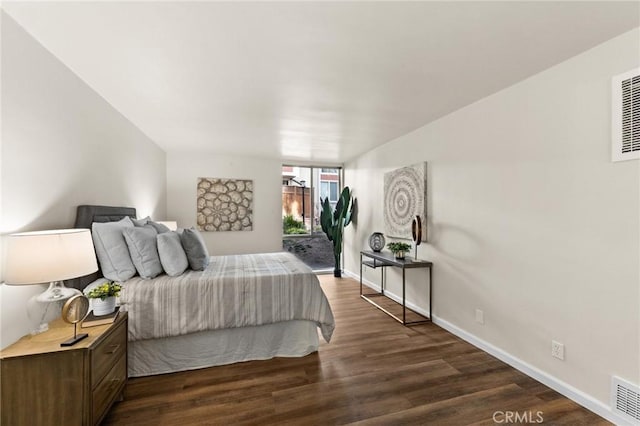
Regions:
[[5, 229, 98, 285], [157, 221, 178, 231]]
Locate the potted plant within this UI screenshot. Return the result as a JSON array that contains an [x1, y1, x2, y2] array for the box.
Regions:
[[320, 186, 355, 277], [387, 242, 411, 260], [86, 281, 122, 315]]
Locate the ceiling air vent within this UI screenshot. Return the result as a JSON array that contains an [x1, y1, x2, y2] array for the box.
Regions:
[[612, 376, 640, 424], [612, 68, 640, 162]]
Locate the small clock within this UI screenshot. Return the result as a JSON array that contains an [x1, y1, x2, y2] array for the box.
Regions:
[[60, 294, 90, 347]]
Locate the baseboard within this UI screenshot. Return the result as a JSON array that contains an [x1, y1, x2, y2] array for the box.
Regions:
[[432, 316, 631, 425], [343, 268, 629, 425]]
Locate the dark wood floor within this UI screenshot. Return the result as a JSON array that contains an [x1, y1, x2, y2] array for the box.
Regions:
[[105, 275, 608, 425]]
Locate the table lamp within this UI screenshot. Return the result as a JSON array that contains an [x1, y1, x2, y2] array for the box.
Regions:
[[157, 221, 178, 231], [4, 229, 99, 334]]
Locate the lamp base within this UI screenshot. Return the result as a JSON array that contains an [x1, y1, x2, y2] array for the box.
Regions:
[[27, 281, 81, 335]]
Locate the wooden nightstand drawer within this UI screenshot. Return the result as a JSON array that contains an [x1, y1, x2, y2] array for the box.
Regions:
[[93, 354, 126, 423], [92, 317, 127, 388]]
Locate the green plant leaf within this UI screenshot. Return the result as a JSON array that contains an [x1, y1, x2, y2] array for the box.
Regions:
[[320, 197, 333, 240], [333, 197, 344, 222], [344, 199, 353, 227], [318, 187, 355, 273], [334, 231, 342, 256]]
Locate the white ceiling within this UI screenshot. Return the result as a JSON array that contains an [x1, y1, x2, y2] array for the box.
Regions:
[[2, 1, 639, 163]]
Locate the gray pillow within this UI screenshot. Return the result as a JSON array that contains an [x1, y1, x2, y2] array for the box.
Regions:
[[148, 220, 170, 234], [133, 216, 170, 233], [92, 217, 136, 281], [180, 228, 210, 270], [157, 232, 189, 276], [122, 226, 163, 279], [132, 216, 149, 227]]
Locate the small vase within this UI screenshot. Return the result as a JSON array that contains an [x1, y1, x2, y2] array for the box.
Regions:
[[368, 232, 385, 252], [394, 250, 406, 260], [92, 296, 116, 316]]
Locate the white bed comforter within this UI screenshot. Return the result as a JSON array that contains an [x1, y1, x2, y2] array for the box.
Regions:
[[119, 252, 334, 342]]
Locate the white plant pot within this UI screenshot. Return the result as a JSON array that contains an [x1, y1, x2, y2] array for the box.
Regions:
[[92, 296, 116, 316]]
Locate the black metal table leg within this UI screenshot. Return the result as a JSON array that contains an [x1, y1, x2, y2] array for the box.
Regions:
[[359, 252, 363, 296], [359, 250, 432, 326], [429, 265, 432, 320], [402, 267, 406, 325]]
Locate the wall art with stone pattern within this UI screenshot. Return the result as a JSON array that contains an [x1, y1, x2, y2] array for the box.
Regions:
[[197, 177, 253, 232], [383, 162, 427, 241]]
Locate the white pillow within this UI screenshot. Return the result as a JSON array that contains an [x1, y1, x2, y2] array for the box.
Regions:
[[123, 226, 163, 279], [92, 217, 136, 282], [157, 232, 188, 276]]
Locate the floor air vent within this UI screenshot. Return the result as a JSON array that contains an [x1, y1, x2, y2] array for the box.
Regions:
[[613, 376, 640, 424]]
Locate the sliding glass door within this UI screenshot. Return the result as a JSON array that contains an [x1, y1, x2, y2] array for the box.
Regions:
[[282, 165, 342, 272]]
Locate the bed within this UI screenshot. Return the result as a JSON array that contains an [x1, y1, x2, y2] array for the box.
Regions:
[[71, 205, 335, 377]]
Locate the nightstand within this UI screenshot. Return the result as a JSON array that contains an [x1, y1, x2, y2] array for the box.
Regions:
[[1, 311, 128, 426]]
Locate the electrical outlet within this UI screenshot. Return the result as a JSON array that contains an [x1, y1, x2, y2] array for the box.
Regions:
[[475, 309, 484, 325], [551, 340, 564, 360]]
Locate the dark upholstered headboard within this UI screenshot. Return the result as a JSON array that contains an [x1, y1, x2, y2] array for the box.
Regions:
[[74, 205, 137, 229], [66, 205, 137, 290]]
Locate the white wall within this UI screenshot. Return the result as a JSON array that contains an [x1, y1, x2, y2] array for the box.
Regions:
[[167, 152, 283, 255], [344, 28, 639, 412], [0, 13, 167, 348]]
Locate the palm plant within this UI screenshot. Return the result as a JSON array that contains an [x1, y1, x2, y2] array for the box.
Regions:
[[320, 186, 355, 277]]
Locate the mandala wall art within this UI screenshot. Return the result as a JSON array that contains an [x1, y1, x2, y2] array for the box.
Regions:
[[383, 162, 427, 241], [197, 178, 253, 232]]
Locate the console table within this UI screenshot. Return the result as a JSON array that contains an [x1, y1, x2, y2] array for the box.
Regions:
[[360, 250, 433, 325]]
